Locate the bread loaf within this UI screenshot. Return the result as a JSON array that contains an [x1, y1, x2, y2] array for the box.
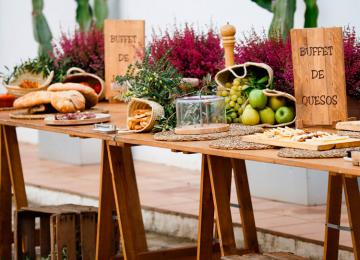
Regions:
[[48, 83, 98, 108], [50, 90, 86, 113], [14, 91, 52, 109]]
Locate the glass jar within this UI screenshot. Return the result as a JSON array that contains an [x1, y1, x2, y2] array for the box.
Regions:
[[175, 95, 228, 134]]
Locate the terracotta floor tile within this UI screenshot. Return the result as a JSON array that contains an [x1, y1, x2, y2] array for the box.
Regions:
[[255, 215, 309, 229], [270, 222, 325, 237]]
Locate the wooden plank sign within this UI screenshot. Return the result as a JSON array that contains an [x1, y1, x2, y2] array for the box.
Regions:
[[290, 27, 348, 128], [104, 20, 145, 101]]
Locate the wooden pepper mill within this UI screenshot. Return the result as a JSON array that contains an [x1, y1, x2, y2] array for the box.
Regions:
[[220, 23, 236, 68]]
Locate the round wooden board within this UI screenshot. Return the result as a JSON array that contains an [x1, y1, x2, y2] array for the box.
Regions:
[[44, 113, 111, 126], [9, 107, 109, 120], [0, 106, 17, 112], [174, 123, 230, 135]]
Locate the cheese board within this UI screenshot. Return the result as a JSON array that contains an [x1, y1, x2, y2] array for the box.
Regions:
[[240, 128, 360, 151], [336, 121, 360, 132], [44, 113, 111, 126]]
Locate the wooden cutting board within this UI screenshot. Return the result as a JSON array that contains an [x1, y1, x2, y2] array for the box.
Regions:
[[336, 121, 360, 132], [240, 134, 360, 151], [9, 107, 109, 120], [44, 114, 111, 126]]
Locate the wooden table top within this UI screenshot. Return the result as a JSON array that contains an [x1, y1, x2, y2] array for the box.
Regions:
[[1, 102, 359, 176]]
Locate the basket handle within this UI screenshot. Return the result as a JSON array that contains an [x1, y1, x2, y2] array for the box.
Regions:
[[263, 89, 296, 101], [262, 89, 283, 97], [228, 64, 247, 79], [66, 67, 86, 76]]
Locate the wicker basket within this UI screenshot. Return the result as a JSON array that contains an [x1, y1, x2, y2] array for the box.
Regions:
[[215, 62, 273, 89], [127, 98, 164, 132], [243, 89, 296, 127], [4, 71, 54, 97], [63, 67, 105, 100]]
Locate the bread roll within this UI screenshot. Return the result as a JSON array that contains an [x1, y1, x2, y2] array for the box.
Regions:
[[48, 83, 98, 108], [50, 90, 86, 113], [13, 91, 52, 109]]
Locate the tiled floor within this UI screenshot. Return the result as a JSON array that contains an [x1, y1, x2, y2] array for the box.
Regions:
[[19, 143, 353, 248]]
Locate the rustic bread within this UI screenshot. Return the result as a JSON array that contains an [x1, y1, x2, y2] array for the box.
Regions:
[[50, 90, 86, 113], [13, 91, 52, 109], [48, 83, 98, 108]]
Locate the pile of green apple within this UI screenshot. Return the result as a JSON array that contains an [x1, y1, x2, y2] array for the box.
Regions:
[[241, 89, 295, 125]]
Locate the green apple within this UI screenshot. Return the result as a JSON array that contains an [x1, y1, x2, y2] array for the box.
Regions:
[[241, 106, 260, 125], [275, 106, 295, 124], [268, 96, 286, 111], [259, 107, 275, 125], [249, 89, 267, 110], [289, 106, 295, 115]]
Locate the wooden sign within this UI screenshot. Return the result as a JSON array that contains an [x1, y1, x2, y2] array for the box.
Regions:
[[104, 20, 145, 101], [290, 27, 347, 128]]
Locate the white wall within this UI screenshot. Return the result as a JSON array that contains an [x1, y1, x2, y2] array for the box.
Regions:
[[0, 0, 118, 143], [1, 0, 360, 144], [0, 0, 78, 143], [119, 0, 360, 39]]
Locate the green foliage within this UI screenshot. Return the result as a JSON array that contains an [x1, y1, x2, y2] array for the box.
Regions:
[[251, 0, 319, 39], [2, 56, 54, 84], [75, 0, 93, 31], [32, 0, 53, 56], [115, 50, 192, 131], [94, 0, 108, 29], [304, 0, 318, 28]]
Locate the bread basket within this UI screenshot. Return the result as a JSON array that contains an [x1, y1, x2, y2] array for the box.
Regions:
[[4, 71, 54, 97], [63, 67, 105, 100], [127, 98, 164, 132]]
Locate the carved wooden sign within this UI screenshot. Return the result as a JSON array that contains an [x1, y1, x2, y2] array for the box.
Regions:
[[290, 27, 348, 127], [104, 19, 145, 101]]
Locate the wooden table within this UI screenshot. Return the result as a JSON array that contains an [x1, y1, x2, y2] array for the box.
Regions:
[[0, 103, 359, 260]]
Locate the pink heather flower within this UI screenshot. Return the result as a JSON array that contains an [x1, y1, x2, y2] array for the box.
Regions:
[[150, 25, 224, 79], [52, 26, 104, 79]]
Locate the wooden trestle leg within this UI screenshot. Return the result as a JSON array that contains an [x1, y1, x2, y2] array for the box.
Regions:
[[324, 173, 360, 260], [343, 176, 360, 260], [197, 155, 259, 259], [0, 125, 28, 260]]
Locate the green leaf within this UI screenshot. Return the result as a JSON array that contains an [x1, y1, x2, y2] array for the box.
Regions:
[[94, 0, 108, 29], [304, 0, 319, 28], [250, 0, 272, 12]]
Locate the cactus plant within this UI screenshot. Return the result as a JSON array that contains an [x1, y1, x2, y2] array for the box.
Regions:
[[304, 0, 318, 28], [75, 0, 93, 31], [250, 0, 319, 39], [94, 0, 108, 29], [32, 0, 53, 56], [269, 0, 296, 39]]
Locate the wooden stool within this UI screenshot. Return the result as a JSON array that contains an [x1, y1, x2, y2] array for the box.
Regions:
[[222, 252, 309, 260], [14, 204, 119, 260]]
